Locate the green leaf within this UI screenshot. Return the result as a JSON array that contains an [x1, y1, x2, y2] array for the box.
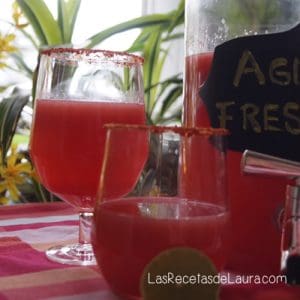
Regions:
[[163, 32, 184, 43], [167, 0, 185, 33], [12, 134, 29, 145], [85, 14, 171, 48], [144, 74, 182, 94], [143, 27, 163, 114], [16, 0, 46, 45], [0, 86, 10, 94], [0, 89, 29, 162], [160, 86, 182, 118], [10, 53, 33, 78], [158, 112, 182, 125], [58, 0, 81, 43], [32, 179, 53, 203], [126, 27, 153, 52], [6, 19, 39, 49], [148, 74, 182, 125], [148, 75, 182, 116], [148, 47, 169, 121], [17, 0, 62, 46]]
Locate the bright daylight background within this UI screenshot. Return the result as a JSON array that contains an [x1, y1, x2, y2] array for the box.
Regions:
[[0, 0, 142, 88], [0, 0, 183, 87], [0, 0, 143, 48]]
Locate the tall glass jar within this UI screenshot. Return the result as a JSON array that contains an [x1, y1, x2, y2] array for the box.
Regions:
[[184, 0, 300, 275]]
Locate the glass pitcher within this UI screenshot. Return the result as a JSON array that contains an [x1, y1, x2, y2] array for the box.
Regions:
[[184, 0, 300, 275]]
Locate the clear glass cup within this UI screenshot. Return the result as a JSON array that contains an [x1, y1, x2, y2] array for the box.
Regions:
[[29, 48, 145, 265], [92, 124, 230, 299]]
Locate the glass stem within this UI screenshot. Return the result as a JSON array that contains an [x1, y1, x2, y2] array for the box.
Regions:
[[79, 212, 93, 245]]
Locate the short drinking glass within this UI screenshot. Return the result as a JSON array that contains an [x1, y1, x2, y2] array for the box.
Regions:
[[92, 125, 230, 298]]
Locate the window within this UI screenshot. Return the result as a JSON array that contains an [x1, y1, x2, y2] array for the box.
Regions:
[[0, 1, 143, 88]]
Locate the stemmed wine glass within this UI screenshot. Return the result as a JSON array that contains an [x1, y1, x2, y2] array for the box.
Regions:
[[92, 124, 230, 298], [30, 48, 145, 265]]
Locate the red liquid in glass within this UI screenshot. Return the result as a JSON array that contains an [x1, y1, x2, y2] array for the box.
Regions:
[[30, 99, 146, 211], [92, 197, 230, 299], [184, 52, 287, 274]]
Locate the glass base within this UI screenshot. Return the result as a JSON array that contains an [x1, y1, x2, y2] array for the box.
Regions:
[[46, 243, 97, 266]]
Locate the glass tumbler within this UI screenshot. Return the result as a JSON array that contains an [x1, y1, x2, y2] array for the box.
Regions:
[[92, 124, 230, 299]]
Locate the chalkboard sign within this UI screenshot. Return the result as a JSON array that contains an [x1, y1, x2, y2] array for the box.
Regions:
[[200, 24, 300, 161]]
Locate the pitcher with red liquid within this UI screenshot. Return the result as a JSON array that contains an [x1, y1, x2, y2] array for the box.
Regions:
[[184, 0, 300, 275]]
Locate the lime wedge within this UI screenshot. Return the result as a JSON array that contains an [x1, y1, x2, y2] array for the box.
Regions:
[[140, 247, 220, 300]]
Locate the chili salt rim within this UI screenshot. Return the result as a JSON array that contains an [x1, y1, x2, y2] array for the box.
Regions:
[[41, 48, 144, 65], [104, 123, 228, 137]]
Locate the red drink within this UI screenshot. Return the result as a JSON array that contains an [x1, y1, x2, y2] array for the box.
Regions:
[[30, 99, 146, 211], [92, 197, 230, 299], [184, 52, 287, 274]]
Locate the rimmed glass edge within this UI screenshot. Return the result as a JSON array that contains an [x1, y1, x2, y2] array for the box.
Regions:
[[41, 48, 144, 65], [104, 123, 229, 137]]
